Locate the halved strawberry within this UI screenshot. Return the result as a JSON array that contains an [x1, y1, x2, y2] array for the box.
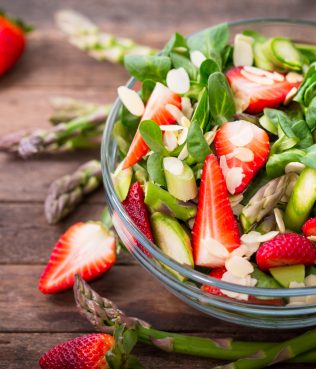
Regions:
[[214, 120, 270, 194], [193, 154, 240, 267], [226, 67, 301, 114], [39, 222, 116, 294], [122, 82, 181, 169], [302, 217, 316, 237], [39, 333, 114, 369], [256, 233, 316, 271], [122, 182, 154, 256]]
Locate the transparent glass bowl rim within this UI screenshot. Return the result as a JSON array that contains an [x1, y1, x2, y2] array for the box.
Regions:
[[101, 17, 316, 298]]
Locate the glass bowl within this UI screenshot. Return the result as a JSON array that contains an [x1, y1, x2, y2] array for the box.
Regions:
[[101, 19, 316, 329]]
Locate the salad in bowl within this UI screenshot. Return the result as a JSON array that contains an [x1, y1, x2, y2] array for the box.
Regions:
[[103, 20, 316, 327]]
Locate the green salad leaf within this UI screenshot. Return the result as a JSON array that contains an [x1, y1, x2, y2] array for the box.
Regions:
[[162, 32, 188, 56], [190, 88, 209, 131], [141, 79, 156, 103], [301, 144, 316, 168], [121, 105, 140, 129], [266, 149, 305, 178], [305, 96, 316, 131], [187, 120, 211, 162], [170, 52, 197, 79], [124, 55, 171, 82], [208, 72, 235, 124], [291, 120, 313, 149], [147, 153, 166, 187], [139, 120, 167, 155], [199, 59, 220, 85]]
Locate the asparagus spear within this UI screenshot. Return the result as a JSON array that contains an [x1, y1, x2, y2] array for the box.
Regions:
[[74, 275, 316, 364], [0, 106, 109, 158], [49, 96, 108, 125], [55, 9, 157, 63], [45, 160, 102, 224]]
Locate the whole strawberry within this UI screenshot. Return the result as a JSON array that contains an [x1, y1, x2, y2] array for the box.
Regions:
[[0, 11, 30, 76], [256, 233, 316, 271], [39, 333, 114, 369]]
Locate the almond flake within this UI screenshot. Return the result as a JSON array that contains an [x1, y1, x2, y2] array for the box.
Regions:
[[206, 238, 230, 259], [165, 104, 184, 124], [178, 144, 189, 160], [117, 86, 145, 116], [241, 69, 274, 85], [286, 72, 304, 83], [163, 131, 178, 151], [220, 271, 251, 301], [284, 87, 298, 105], [219, 155, 229, 177], [204, 130, 216, 146], [243, 66, 266, 76], [233, 90, 250, 113], [180, 116, 191, 128], [160, 125, 184, 132], [228, 122, 254, 147], [230, 245, 249, 258], [229, 193, 244, 205], [177, 127, 188, 145], [241, 230, 279, 244], [289, 281, 306, 288], [196, 238, 227, 267], [228, 147, 254, 162], [305, 274, 316, 287], [274, 208, 285, 233], [232, 203, 244, 216], [307, 235, 316, 242], [166, 67, 190, 94], [233, 34, 254, 67], [272, 72, 285, 82], [163, 157, 184, 175], [306, 295, 316, 304], [187, 218, 195, 229], [225, 255, 254, 278], [225, 167, 244, 195], [285, 162, 305, 174], [190, 50, 207, 68], [181, 97, 194, 119]]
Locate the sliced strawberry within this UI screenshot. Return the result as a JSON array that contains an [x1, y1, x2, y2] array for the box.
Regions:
[[39, 222, 116, 294], [122, 182, 154, 256], [39, 333, 114, 369], [226, 67, 301, 114], [214, 120, 270, 194], [201, 267, 226, 296], [302, 217, 316, 237], [256, 233, 316, 271], [122, 82, 181, 169], [193, 154, 240, 267]]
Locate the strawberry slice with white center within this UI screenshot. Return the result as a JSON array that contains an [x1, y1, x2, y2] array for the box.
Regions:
[[215, 120, 270, 195], [193, 154, 240, 268], [39, 222, 116, 294], [226, 66, 301, 114], [122, 82, 182, 169]]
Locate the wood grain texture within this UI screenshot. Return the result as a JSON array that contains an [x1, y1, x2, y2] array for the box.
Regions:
[[0, 0, 315, 368]]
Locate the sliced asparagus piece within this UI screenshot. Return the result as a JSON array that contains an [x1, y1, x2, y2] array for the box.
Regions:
[[45, 160, 102, 224], [144, 182, 196, 221], [284, 168, 316, 231], [55, 9, 157, 63], [74, 275, 316, 363], [111, 165, 133, 201], [240, 174, 290, 232]]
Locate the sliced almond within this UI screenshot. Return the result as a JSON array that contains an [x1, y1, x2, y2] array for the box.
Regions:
[[204, 131, 216, 146], [166, 67, 190, 94], [196, 238, 227, 267], [232, 203, 244, 216], [307, 235, 316, 242], [163, 131, 178, 151], [233, 34, 254, 67], [225, 167, 244, 195], [190, 50, 206, 68], [165, 103, 185, 124], [230, 245, 249, 258], [181, 97, 194, 119], [286, 72, 304, 83], [306, 295, 316, 304], [285, 162, 305, 174], [243, 66, 266, 76], [229, 193, 244, 205], [241, 230, 279, 244], [241, 69, 274, 85], [289, 281, 305, 288], [187, 218, 195, 230], [228, 122, 254, 147], [225, 255, 254, 278], [220, 271, 249, 301], [274, 208, 285, 233], [163, 157, 184, 175], [117, 86, 145, 116], [272, 72, 285, 82], [233, 89, 250, 113], [206, 238, 230, 259], [160, 125, 184, 132], [178, 144, 189, 160], [180, 116, 191, 128], [219, 155, 229, 177], [284, 87, 298, 105], [228, 147, 254, 162], [177, 127, 188, 145], [305, 274, 316, 287]]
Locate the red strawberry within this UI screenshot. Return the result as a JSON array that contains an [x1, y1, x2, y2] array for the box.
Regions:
[[39, 333, 114, 369], [39, 222, 116, 294], [214, 120, 270, 194], [122, 82, 181, 169], [0, 13, 28, 76], [256, 233, 316, 271], [122, 182, 154, 255], [193, 154, 240, 267], [302, 217, 316, 237], [201, 267, 226, 296], [226, 67, 301, 114]]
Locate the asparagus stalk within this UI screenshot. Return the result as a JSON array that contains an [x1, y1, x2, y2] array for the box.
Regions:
[[55, 9, 157, 63], [0, 107, 108, 158], [74, 275, 316, 364], [45, 160, 102, 224], [213, 329, 316, 369], [144, 182, 197, 221], [49, 96, 108, 125]]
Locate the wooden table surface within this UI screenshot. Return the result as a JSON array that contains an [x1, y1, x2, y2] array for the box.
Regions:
[[0, 1, 315, 368]]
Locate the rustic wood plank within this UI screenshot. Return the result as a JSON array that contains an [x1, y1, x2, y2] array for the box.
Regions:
[[0, 333, 314, 369]]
